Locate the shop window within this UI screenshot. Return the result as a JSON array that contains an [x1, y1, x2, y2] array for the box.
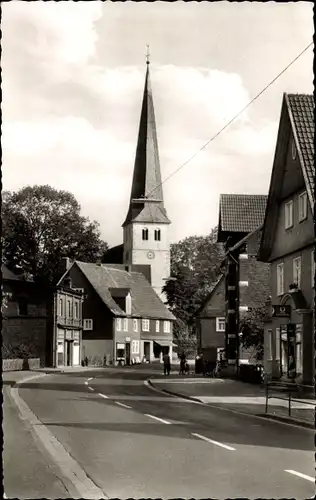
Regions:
[[132, 340, 140, 354]]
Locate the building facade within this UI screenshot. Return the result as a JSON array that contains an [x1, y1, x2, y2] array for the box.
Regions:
[[58, 259, 175, 366], [122, 59, 171, 302], [217, 194, 268, 369], [258, 93, 315, 385], [195, 275, 226, 361], [54, 285, 84, 368]]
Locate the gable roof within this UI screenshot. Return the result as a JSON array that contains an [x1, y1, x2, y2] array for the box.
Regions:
[[287, 94, 314, 207], [195, 274, 225, 317], [228, 225, 263, 254], [217, 194, 267, 241], [259, 93, 314, 261], [64, 261, 175, 321]]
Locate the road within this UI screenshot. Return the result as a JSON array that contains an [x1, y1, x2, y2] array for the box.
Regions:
[[9, 368, 315, 499]]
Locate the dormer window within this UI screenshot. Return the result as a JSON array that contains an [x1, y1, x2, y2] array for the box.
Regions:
[[142, 228, 149, 241], [298, 191, 307, 222], [285, 200, 293, 229], [291, 138, 297, 160], [154, 229, 161, 241]]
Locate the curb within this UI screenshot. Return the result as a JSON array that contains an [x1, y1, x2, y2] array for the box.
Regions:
[[9, 373, 107, 499], [148, 379, 314, 430]]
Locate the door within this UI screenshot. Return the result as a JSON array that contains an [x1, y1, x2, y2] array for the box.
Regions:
[[126, 342, 131, 365], [144, 341, 150, 361], [66, 341, 73, 366]]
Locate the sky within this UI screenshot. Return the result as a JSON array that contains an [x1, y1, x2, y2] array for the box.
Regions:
[[2, 1, 313, 247]]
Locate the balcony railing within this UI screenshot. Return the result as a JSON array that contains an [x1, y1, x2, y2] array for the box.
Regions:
[[57, 315, 82, 328]]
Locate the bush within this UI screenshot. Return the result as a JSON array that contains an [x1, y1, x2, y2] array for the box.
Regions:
[[239, 364, 263, 384]]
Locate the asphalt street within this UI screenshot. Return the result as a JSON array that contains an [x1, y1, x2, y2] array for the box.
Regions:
[[14, 369, 315, 499]]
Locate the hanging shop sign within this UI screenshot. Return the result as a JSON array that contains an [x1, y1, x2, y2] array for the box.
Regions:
[[271, 305, 291, 318]]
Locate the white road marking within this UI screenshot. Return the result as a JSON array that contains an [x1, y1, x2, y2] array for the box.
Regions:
[[98, 393, 108, 399], [87, 377, 93, 381], [115, 401, 132, 409], [88, 387, 95, 391], [145, 414, 172, 425], [84, 381, 88, 385], [285, 470, 315, 483], [191, 432, 236, 451]]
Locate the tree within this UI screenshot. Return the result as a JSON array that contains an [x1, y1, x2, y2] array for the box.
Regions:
[[163, 227, 225, 334], [2, 185, 108, 284], [239, 306, 266, 361]]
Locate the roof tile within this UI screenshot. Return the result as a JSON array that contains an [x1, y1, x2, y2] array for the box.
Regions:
[[220, 194, 267, 233]]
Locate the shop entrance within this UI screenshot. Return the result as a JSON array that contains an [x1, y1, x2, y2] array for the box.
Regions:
[[126, 342, 131, 365], [65, 340, 73, 366]]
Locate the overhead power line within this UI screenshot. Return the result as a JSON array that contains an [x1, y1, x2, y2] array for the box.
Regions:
[[146, 42, 313, 199]]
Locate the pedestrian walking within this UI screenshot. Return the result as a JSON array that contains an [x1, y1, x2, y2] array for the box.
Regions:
[[179, 352, 186, 375], [163, 352, 171, 376]]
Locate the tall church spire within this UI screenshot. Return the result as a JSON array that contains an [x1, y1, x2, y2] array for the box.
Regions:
[[123, 55, 170, 226]]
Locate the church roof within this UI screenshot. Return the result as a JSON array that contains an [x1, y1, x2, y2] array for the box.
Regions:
[[123, 62, 170, 226]]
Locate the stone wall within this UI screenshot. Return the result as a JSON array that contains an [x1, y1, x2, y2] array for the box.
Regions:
[[2, 358, 41, 372]]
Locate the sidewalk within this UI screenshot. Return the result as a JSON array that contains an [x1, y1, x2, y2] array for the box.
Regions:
[[149, 376, 315, 429], [3, 371, 70, 498]]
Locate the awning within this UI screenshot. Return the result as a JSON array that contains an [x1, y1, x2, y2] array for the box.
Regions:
[[154, 340, 177, 347]]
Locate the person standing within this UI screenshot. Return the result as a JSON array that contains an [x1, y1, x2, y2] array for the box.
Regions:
[[163, 352, 171, 376], [179, 352, 186, 375]]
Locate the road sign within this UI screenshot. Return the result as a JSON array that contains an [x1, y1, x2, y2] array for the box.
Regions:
[[271, 305, 291, 317]]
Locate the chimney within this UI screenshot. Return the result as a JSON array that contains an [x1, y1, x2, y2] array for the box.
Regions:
[[63, 257, 72, 271]]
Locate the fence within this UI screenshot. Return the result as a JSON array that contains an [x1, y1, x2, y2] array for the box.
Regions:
[[265, 381, 315, 421]]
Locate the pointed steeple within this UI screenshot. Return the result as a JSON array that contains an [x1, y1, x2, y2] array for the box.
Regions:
[[123, 56, 170, 226]]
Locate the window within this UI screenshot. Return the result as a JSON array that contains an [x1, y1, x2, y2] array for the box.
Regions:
[[291, 138, 297, 160], [293, 257, 301, 288], [216, 317, 225, 332], [132, 340, 140, 354], [285, 201, 293, 229], [298, 191, 307, 222], [74, 288, 84, 294], [59, 298, 63, 316], [18, 298, 28, 316], [155, 320, 160, 333], [277, 263, 284, 296], [123, 318, 128, 332], [312, 251, 315, 288], [275, 328, 280, 360], [116, 318, 122, 331], [83, 319, 93, 330], [142, 228, 149, 241], [154, 229, 161, 241], [133, 319, 138, 332], [74, 302, 79, 319], [163, 321, 170, 333], [67, 300, 72, 317], [142, 319, 150, 331]]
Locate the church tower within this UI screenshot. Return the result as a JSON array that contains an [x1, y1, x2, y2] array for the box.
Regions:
[[122, 54, 171, 302]]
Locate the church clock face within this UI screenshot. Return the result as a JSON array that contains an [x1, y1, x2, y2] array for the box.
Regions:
[[147, 251, 155, 260]]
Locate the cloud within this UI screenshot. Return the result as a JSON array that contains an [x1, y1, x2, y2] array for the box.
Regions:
[[2, 1, 313, 247]]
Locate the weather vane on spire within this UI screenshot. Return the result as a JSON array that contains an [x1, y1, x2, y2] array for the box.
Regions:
[[146, 44, 150, 65]]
